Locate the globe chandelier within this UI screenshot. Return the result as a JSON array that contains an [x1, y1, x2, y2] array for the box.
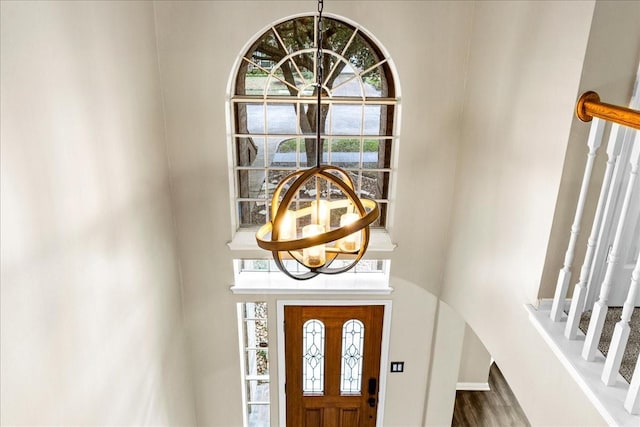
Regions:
[[255, 0, 379, 280]]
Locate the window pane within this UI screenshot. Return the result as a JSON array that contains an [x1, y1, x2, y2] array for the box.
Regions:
[[363, 105, 382, 136], [272, 138, 298, 167], [361, 66, 387, 97], [245, 348, 269, 376], [329, 138, 361, 168], [245, 318, 269, 347], [238, 201, 266, 226], [246, 379, 270, 403], [238, 170, 265, 199], [243, 65, 268, 96], [267, 169, 298, 197], [235, 137, 263, 168], [330, 104, 363, 135], [245, 29, 285, 73], [236, 103, 265, 134], [342, 33, 381, 77], [266, 103, 298, 134], [362, 139, 381, 169], [264, 74, 296, 96], [298, 102, 329, 135], [289, 53, 315, 88], [290, 135, 328, 167], [274, 16, 315, 51], [323, 19, 357, 60], [341, 319, 365, 393], [247, 403, 269, 427], [241, 260, 270, 272], [354, 259, 385, 272], [364, 105, 394, 136], [303, 319, 325, 393], [330, 68, 365, 97], [326, 169, 355, 198], [363, 138, 391, 169], [362, 171, 389, 200]]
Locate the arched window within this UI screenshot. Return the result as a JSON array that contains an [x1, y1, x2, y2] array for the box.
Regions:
[[230, 15, 397, 231]]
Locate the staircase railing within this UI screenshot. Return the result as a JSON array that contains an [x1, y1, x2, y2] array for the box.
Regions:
[[549, 91, 640, 416]]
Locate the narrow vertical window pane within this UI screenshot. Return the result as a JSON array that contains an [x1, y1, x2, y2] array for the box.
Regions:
[[238, 302, 270, 427], [247, 404, 270, 427], [303, 319, 325, 393], [341, 319, 364, 393]]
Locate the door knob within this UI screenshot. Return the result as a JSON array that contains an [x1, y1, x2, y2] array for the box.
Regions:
[[368, 397, 376, 408]]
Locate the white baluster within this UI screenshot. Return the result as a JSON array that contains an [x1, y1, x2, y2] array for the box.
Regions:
[[625, 341, 640, 414], [551, 118, 605, 321], [583, 131, 640, 361], [601, 252, 640, 385], [565, 124, 625, 338]]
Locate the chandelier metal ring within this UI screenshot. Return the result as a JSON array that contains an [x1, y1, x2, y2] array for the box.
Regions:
[[255, 165, 379, 253]]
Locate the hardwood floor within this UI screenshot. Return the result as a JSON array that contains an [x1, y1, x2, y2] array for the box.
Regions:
[[452, 363, 530, 426]]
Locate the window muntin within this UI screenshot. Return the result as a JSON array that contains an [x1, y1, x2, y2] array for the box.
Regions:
[[232, 15, 396, 229]]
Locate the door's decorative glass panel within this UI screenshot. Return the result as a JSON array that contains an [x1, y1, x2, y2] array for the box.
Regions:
[[303, 319, 325, 393], [340, 319, 365, 393]]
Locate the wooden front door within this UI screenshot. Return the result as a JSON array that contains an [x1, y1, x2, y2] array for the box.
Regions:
[[284, 305, 384, 427]]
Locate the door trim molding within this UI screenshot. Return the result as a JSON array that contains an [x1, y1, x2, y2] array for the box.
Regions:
[[277, 300, 393, 427]]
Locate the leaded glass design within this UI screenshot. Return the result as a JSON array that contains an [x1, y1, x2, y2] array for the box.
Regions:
[[340, 319, 365, 393], [231, 15, 397, 228], [302, 319, 325, 393]]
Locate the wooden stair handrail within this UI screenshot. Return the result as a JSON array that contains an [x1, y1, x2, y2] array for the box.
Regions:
[[576, 91, 640, 130]]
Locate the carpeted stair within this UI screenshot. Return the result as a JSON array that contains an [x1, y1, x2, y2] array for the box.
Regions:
[[579, 307, 640, 383]]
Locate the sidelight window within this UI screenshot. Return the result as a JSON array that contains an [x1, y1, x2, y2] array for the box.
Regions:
[[237, 302, 270, 426]]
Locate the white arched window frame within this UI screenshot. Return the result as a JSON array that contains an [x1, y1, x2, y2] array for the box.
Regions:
[[226, 13, 400, 254]]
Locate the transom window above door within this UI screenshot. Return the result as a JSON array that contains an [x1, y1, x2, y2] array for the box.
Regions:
[[229, 15, 398, 231]]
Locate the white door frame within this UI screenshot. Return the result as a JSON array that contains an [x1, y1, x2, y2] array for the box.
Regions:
[[276, 299, 393, 427]]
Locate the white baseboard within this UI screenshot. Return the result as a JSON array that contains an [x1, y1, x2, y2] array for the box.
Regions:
[[456, 382, 490, 391]]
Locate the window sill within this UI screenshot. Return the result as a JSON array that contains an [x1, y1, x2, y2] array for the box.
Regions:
[[230, 272, 393, 295], [227, 228, 397, 259], [228, 229, 395, 295], [526, 301, 640, 427]]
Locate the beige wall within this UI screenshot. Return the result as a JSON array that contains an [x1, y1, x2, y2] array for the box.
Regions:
[[441, 0, 615, 425], [423, 301, 466, 427], [0, 2, 195, 424], [457, 324, 491, 385], [153, 1, 473, 425]]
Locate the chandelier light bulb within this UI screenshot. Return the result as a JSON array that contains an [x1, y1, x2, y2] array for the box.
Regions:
[[339, 213, 361, 252], [302, 224, 326, 267], [311, 200, 331, 232], [279, 210, 297, 241]]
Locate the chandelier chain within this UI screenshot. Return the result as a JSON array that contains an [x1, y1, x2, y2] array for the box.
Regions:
[[316, 0, 324, 168]]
